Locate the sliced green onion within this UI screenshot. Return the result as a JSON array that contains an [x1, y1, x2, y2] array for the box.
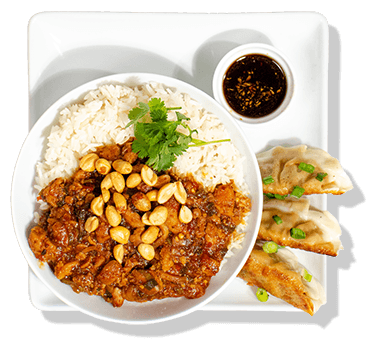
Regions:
[[303, 269, 313, 282], [263, 193, 288, 200], [275, 194, 287, 200], [272, 215, 283, 225], [256, 288, 269, 302], [262, 175, 275, 185], [262, 241, 279, 253], [290, 186, 305, 199], [290, 227, 306, 239], [316, 172, 328, 182], [298, 162, 315, 174]]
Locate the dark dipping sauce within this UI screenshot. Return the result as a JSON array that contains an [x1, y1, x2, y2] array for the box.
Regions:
[[223, 54, 287, 118]]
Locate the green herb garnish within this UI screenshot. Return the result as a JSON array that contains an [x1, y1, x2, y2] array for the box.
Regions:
[[290, 227, 306, 239], [316, 172, 328, 182], [303, 268, 313, 282], [262, 241, 279, 254], [263, 175, 275, 185], [290, 185, 305, 199], [256, 288, 269, 302], [264, 193, 288, 200], [298, 162, 315, 174], [125, 98, 230, 171], [303, 269, 313, 282], [272, 215, 283, 225]]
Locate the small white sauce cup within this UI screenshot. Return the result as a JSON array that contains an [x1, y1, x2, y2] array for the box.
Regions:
[[212, 43, 294, 124]]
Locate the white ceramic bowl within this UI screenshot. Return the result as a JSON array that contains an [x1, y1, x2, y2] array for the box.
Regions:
[[213, 43, 294, 124], [12, 73, 262, 324]]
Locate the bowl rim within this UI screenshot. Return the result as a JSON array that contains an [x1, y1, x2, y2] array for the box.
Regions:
[[212, 43, 295, 125], [11, 72, 263, 324]]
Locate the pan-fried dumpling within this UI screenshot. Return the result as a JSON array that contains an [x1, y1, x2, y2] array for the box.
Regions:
[[238, 242, 326, 315], [257, 145, 353, 195], [259, 197, 343, 256]]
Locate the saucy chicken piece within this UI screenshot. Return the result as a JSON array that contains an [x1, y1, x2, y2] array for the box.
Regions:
[[39, 177, 66, 208], [213, 184, 235, 216], [29, 140, 251, 307], [121, 137, 138, 164], [96, 144, 121, 161], [28, 226, 51, 260], [97, 260, 122, 285], [163, 196, 185, 234]]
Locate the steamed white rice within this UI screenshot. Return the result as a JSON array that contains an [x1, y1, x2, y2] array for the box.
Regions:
[[35, 82, 248, 191], [34, 82, 250, 251]]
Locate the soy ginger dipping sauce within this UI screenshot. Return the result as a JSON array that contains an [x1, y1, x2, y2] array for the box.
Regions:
[[223, 54, 287, 119]]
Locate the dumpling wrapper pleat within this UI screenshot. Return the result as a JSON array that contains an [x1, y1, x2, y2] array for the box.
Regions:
[[257, 145, 353, 195], [259, 197, 343, 256], [238, 242, 327, 315]]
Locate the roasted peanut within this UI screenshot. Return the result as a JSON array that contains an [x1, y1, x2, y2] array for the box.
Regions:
[[126, 173, 142, 188], [105, 205, 122, 227], [141, 211, 152, 225], [174, 181, 187, 204], [79, 153, 99, 172], [157, 182, 177, 204], [146, 189, 158, 202], [101, 174, 113, 190], [91, 195, 104, 216], [110, 171, 125, 193], [112, 159, 132, 174], [149, 205, 168, 225], [132, 192, 151, 212], [110, 226, 130, 244], [113, 192, 127, 213], [84, 216, 99, 232], [154, 174, 171, 188], [141, 226, 159, 244], [138, 243, 155, 261], [113, 244, 125, 264], [141, 165, 158, 186], [179, 205, 193, 224], [102, 188, 110, 203], [95, 158, 111, 175], [55, 260, 79, 280]]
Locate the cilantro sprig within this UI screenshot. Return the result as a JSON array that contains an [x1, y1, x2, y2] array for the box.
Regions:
[[125, 98, 230, 171]]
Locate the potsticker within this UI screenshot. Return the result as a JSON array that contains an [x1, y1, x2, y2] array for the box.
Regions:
[[238, 242, 326, 316], [257, 145, 353, 195], [259, 197, 343, 256]]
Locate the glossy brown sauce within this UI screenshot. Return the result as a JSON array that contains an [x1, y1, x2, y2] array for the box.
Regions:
[[223, 54, 287, 118], [28, 140, 251, 307]]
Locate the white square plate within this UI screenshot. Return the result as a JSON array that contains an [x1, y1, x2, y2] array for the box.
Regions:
[[28, 11, 328, 313]]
